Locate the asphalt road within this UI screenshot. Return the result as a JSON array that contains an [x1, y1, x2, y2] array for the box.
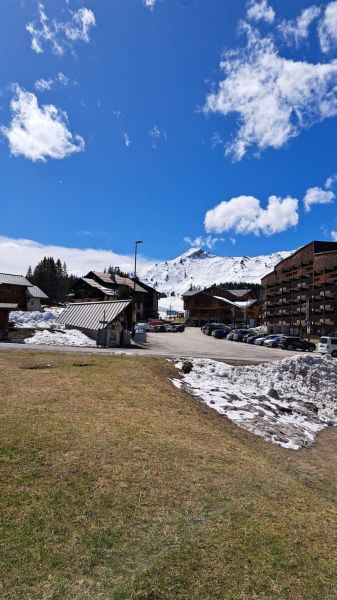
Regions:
[[0, 327, 301, 363]]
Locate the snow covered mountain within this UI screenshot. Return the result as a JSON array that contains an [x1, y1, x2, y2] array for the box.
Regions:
[[140, 247, 292, 297]]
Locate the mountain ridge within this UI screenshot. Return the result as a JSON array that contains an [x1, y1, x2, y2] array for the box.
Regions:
[[139, 247, 293, 297]]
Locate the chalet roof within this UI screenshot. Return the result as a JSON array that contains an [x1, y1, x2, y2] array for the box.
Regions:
[[86, 271, 147, 293], [0, 303, 19, 309], [214, 296, 258, 309], [82, 278, 117, 296], [182, 289, 203, 297], [26, 285, 49, 299], [57, 300, 132, 331], [0, 273, 31, 287], [226, 288, 252, 298]]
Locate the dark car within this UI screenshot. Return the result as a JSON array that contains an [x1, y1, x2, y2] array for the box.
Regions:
[[203, 323, 226, 335], [279, 337, 316, 351], [212, 328, 227, 339], [246, 334, 260, 344], [174, 324, 185, 332]]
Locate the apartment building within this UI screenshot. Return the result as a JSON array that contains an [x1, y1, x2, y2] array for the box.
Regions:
[[261, 241, 337, 336]]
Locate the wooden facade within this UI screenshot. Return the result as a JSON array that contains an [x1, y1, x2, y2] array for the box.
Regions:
[[183, 286, 260, 326], [261, 241, 337, 335], [70, 271, 159, 321]]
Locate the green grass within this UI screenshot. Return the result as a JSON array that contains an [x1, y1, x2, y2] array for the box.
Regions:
[[0, 351, 337, 599]]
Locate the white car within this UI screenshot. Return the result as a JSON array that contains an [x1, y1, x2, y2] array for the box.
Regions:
[[318, 336, 337, 357]]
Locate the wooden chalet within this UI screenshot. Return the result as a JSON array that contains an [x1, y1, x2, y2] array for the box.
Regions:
[[183, 285, 260, 326], [69, 270, 159, 321]]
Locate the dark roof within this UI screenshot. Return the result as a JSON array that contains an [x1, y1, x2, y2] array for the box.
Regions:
[[57, 300, 132, 330], [26, 285, 49, 299], [0, 273, 31, 286], [86, 271, 147, 293], [81, 278, 117, 296]]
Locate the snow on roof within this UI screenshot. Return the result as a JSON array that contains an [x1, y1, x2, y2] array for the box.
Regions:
[[0, 303, 18, 309], [0, 273, 31, 286], [213, 296, 257, 309], [182, 289, 202, 297], [227, 288, 251, 298], [82, 278, 116, 296], [86, 272, 147, 293], [26, 285, 49, 299]]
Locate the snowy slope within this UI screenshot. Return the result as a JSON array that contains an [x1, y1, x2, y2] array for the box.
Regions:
[[140, 247, 292, 297]]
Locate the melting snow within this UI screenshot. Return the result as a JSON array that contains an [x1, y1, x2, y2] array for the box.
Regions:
[[25, 329, 96, 347], [173, 355, 337, 450], [9, 308, 63, 329]]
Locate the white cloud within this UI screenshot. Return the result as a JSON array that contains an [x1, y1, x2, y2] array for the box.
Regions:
[[1, 86, 85, 162], [279, 6, 321, 46], [204, 26, 337, 160], [325, 173, 337, 188], [303, 186, 335, 211], [34, 72, 70, 92], [204, 195, 299, 236], [149, 125, 167, 148], [0, 235, 153, 277], [318, 1, 337, 53], [144, 0, 156, 9], [210, 131, 223, 148], [26, 3, 96, 55], [123, 132, 131, 147], [331, 230, 337, 241], [184, 235, 224, 250], [246, 0, 275, 24]]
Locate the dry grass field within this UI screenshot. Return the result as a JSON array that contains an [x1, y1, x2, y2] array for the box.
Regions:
[[1, 351, 337, 599]]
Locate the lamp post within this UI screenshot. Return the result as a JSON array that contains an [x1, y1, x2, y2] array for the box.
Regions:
[[133, 240, 143, 329]]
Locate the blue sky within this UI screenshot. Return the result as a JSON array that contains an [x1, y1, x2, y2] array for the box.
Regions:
[[1, 0, 337, 273]]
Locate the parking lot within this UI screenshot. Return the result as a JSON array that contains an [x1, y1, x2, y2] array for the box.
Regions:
[[0, 327, 310, 362], [145, 327, 299, 362]]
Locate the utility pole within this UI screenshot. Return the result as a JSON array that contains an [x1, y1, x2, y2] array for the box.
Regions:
[[133, 240, 143, 329]]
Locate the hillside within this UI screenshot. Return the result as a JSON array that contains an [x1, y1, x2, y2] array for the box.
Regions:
[[140, 248, 292, 308]]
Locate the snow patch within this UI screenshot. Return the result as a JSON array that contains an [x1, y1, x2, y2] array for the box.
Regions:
[[9, 308, 63, 329], [25, 329, 96, 347], [173, 355, 337, 450]]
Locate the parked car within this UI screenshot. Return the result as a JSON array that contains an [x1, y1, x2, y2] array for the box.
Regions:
[[232, 329, 250, 342], [318, 336, 337, 357], [253, 335, 270, 345], [203, 323, 226, 335], [246, 334, 260, 344], [227, 329, 235, 341], [174, 324, 185, 332], [164, 324, 178, 332], [258, 334, 284, 346], [278, 337, 316, 351], [263, 335, 286, 348], [212, 328, 227, 339]]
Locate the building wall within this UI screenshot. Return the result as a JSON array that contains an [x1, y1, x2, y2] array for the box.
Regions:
[[27, 297, 42, 312], [262, 243, 337, 335], [184, 292, 259, 325], [0, 284, 27, 310], [0, 309, 10, 339]]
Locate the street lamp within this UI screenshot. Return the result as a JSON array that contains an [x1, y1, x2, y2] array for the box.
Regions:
[[134, 240, 143, 291], [133, 241, 143, 331]]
